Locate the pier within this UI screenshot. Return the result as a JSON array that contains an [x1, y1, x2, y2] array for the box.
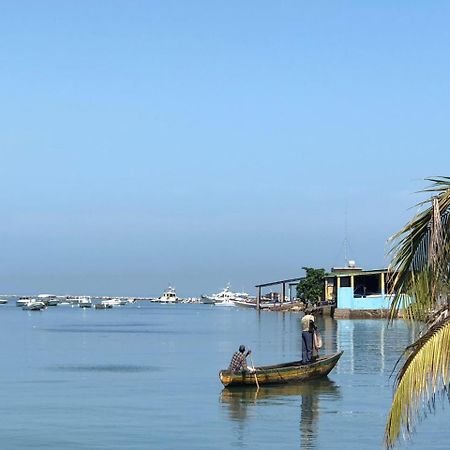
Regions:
[[255, 277, 304, 310]]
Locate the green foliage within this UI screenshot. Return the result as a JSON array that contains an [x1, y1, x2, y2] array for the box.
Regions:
[[385, 176, 450, 448], [296, 267, 327, 305]]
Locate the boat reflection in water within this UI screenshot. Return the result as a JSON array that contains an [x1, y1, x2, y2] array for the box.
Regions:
[[220, 378, 341, 449]]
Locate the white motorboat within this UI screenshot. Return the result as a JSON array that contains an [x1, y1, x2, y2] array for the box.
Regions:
[[210, 285, 240, 306], [100, 298, 122, 307], [157, 286, 178, 303], [79, 297, 92, 308], [16, 297, 31, 307], [0, 297, 8, 305], [37, 294, 60, 306], [22, 300, 46, 311]]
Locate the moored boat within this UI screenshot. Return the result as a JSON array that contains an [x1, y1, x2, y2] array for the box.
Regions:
[[95, 302, 113, 309], [158, 286, 178, 303], [16, 297, 31, 307], [219, 351, 343, 387], [79, 297, 92, 308], [22, 300, 46, 311]]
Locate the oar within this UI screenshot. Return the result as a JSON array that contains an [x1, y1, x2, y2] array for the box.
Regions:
[[249, 354, 259, 390]]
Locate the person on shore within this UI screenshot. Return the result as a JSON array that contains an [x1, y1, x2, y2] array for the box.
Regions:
[[228, 345, 255, 373], [301, 314, 316, 364]]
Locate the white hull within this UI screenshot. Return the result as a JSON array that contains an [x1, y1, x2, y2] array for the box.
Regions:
[[214, 300, 236, 307]]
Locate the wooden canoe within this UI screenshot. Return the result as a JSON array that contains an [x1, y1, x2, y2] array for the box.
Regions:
[[219, 351, 343, 387]]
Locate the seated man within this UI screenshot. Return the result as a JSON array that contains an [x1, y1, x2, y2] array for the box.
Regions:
[[228, 345, 255, 373]]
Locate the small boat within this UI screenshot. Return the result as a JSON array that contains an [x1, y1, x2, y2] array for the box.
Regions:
[[0, 298, 8, 305], [200, 295, 216, 304], [219, 351, 343, 387], [22, 300, 46, 311], [78, 297, 92, 308], [17, 297, 31, 307], [37, 294, 60, 306], [95, 303, 113, 309], [100, 298, 122, 307]]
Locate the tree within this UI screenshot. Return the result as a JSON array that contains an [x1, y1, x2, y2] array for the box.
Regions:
[[385, 176, 450, 448], [296, 267, 327, 305]]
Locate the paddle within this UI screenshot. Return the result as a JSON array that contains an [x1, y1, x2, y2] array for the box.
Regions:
[[249, 354, 259, 389]]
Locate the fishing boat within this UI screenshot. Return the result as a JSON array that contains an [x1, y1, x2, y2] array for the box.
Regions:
[[158, 286, 178, 304], [219, 351, 343, 387]]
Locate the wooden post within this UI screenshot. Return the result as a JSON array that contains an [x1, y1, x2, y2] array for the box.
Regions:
[[257, 286, 261, 310]]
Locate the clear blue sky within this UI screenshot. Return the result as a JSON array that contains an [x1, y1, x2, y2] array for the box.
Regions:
[[0, 1, 449, 296]]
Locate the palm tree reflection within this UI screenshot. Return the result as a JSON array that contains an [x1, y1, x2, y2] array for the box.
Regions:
[[220, 378, 340, 449]]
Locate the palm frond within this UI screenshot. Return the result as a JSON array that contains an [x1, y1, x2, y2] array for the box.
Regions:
[[385, 318, 450, 449], [388, 177, 450, 321]]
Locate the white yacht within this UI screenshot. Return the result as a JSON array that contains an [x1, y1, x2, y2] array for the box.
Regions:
[[211, 285, 238, 306], [158, 286, 178, 303]]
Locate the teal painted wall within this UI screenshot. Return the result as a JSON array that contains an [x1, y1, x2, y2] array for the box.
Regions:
[[337, 287, 391, 310]]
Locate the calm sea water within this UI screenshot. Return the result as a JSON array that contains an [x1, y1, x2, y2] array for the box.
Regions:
[[0, 300, 448, 449]]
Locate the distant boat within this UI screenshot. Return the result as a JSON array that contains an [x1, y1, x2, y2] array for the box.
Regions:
[[95, 303, 113, 309], [16, 297, 31, 307], [219, 351, 344, 387], [209, 285, 247, 306], [22, 300, 46, 311], [101, 298, 122, 307], [158, 286, 178, 304], [78, 297, 92, 308], [37, 294, 60, 306], [200, 295, 215, 304], [0, 298, 7, 305]]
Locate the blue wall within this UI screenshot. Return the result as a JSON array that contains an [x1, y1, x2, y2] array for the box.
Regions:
[[337, 287, 391, 310]]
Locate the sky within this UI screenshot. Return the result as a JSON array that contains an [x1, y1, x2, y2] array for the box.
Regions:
[[0, 1, 449, 297]]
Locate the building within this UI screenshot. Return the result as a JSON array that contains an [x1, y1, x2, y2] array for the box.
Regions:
[[325, 262, 393, 318]]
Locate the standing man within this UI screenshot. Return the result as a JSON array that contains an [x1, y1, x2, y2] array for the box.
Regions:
[[301, 314, 316, 364]]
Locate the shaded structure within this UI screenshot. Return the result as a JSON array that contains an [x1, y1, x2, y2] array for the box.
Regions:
[[255, 277, 304, 310], [325, 266, 395, 318]]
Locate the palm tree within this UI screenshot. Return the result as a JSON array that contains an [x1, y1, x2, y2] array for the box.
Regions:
[[385, 176, 450, 448]]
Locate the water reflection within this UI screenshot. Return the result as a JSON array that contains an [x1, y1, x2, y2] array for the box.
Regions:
[[220, 378, 341, 449]]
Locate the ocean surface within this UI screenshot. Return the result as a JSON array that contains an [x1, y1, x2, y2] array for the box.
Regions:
[[0, 300, 448, 449]]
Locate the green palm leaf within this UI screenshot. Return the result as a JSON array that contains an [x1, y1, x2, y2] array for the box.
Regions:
[[385, 176, 450, 448], [385, 318, 450, 449]]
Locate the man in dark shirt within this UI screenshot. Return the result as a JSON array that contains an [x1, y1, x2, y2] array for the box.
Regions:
[[228, 345, 254, 373]]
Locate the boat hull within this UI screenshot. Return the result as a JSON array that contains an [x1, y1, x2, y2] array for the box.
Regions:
[[219, 351, 343, 387]]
